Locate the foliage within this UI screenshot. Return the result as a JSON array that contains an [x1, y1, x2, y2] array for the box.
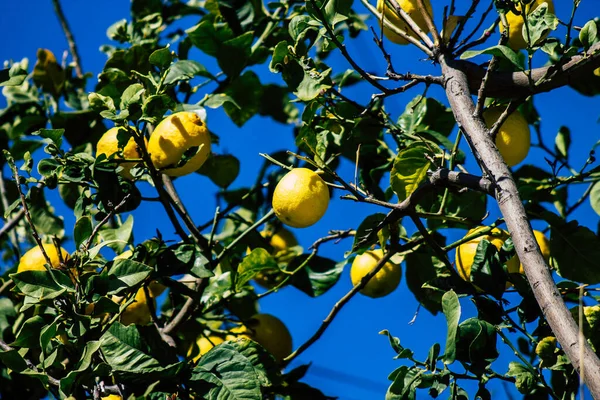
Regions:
[[1, 0, 600, 399]]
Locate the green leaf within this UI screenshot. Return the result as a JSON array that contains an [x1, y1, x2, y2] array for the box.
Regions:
[[12, 315, 47, 348], [554, 126, 570, 160], [295, 67, 332, 101], [74, 216, 93, 248], [461, 45, 524, 71], [0, 350, 28, 372], [507, 362, 536, 394], [186, 19, 234, 57], [120, 83, 145, 111], [106, 259, 153, 294], [398, 96, 456, 137], [217, 31, 254, 78], [0, 65, 27, 87], [524, 3, 558, 47], [237, 248, 278, 291], [189, 339, 274, 399], [442, 290, 460, 364], [28, 186, 65, 237], [100, 323, 161, 371], [149, 47, 173, 69], [290, 256, 346, 297], [98, 215, 134, 253], [197, 154, 240, 188], [89, 92, 116, 112], [386, 366, 422, 400], [469, 240, 507, 299], [405, 245, 447, 314], [11, 270, 71, 300], [59, 341, 102, 394], [416, 189, 487, 230], [455, 318, 499, 366], [390, 144, 432, 202], [32, 128, 64, 147], [141, 94, 176, 124], [351, 213, 386, 253], [223, 71, 263, 127], [551, 221, 600, 284], [164, 60, 210, 85], [580, 20, 600, 51]]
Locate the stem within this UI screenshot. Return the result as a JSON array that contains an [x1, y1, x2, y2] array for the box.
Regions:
[[51, 0, 83, 78]]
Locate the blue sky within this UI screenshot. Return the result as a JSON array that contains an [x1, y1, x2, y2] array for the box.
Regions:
[[1, 1, 599, 399]]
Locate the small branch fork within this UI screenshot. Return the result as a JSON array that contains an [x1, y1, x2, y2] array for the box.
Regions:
[[51, 0, 83, 78]]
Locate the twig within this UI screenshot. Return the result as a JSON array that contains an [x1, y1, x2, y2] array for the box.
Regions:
[[488, 99, 525, 141], [386, 0, 434, 48], [51, 0, 83, 78], [82, 194, 131, 252], [215, 209, 275, 264], [5, 156, 51, 266], [473, 56, 498, 118], [0, 209, 24, 240], [359, 0, 434, 57], [0, 338, 61, 387], [0, 172, 19, 255], [415, 0, 440, 46]]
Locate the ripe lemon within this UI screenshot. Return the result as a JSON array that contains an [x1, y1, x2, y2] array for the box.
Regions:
[[501, 0, 555, 50], [254, 228, 298, 289], [18, 244, 69, 273], [519, 230, 550, 274], [376, 0, 433, 45], [118, 288, 156, 326], [350, 249, 401, 298], [101, 396, 122, 400], [594, 67, 600, 77], [96, 127, 145, 180], [148, 111, 211, 177], [188, 336, 224, 362], [455, 227, 520, 287], [272, 168, 329, 228], [483, 106, 531, 167], [227, 314, 293, 362]]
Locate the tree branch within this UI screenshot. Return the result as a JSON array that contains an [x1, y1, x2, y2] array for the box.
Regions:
[[439, 52, 600, 398], [459, 42, 600, 98], [51, 0, 83, 78]]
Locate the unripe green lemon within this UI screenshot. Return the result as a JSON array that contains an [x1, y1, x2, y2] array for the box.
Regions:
[[272, 168, 329, 228], [350, 249, 401, 298], [535, 336, 557, 361], [148, 111, 211, 177], [483, 106, 531, 167], [376, 0, 433, 45]]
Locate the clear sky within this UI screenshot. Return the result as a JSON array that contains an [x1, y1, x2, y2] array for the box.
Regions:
[[1, 1, 599, 399]]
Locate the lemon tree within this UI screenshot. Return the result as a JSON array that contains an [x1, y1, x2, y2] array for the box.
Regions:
[[1, 0, 600, 399]]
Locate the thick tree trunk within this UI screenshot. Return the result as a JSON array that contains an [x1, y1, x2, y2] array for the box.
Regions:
[[439, 55, 600, 398]]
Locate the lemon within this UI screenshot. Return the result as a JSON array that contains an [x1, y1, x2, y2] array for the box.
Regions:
[[501, 0, 555, 50], [455, 227, 520, 287], [350, 249, 401, 298], [519, 230, 550, 274], [376, 0, 433, 45], [118, 288, 156, 326], [148, 111, 211, 177], [101, 395, 122, 400], [483, 106, 531, 167], [272, 168, 329, 228], [594, 67, 600, 77], [188, 336, 224, 362], [17, 244, 69, 273], [535, 336, 557, 362], [228, 314, 293, 362], [254, 228, 298, 289], [96, 126, 145, 180]]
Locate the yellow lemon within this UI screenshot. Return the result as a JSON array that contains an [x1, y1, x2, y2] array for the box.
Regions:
[[350, 249, 401, 298], [188, 336, 224, 362], [376, 0, 433, 45], [272, 168, 329, 228], [455, 227, 520, 287], [148, 280, 167, 297], [228, 314, 293, 362], [101, 395, 122, 400], [594, 67, 600, 77], [118, 288, 155, 326], [18, 244, 70, 273], [148, 111, 211, 177], [96, 127, 145, 180], [501, 0, 555, 50], [519, 230, 550, 274], [483, 106, 531, 167], [254, 228, 298, 289]]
